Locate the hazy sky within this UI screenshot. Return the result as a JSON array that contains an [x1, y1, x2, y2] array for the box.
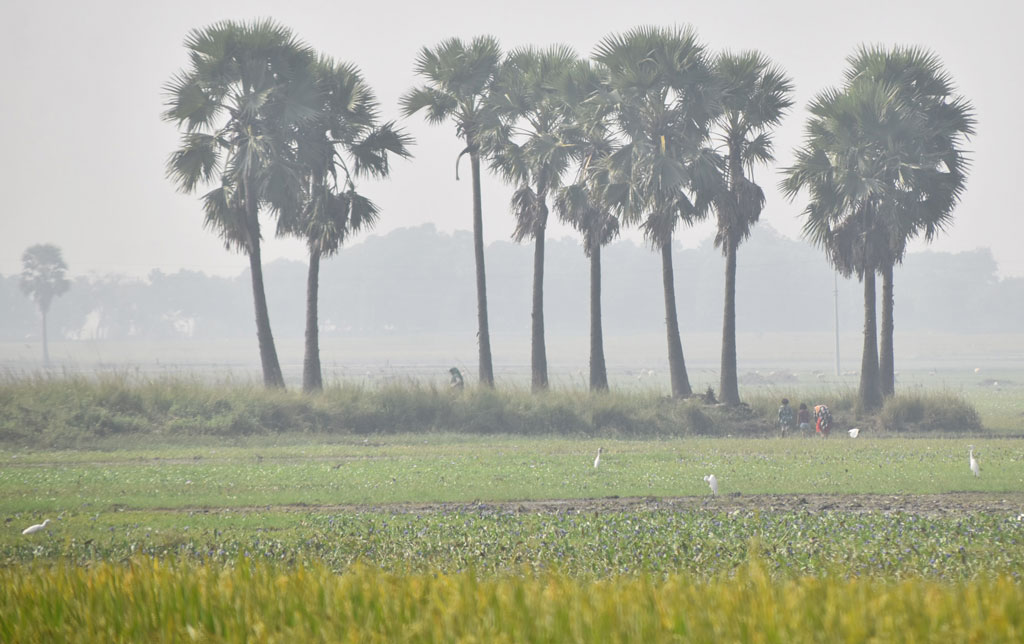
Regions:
[[3, 0, 1021, 279]]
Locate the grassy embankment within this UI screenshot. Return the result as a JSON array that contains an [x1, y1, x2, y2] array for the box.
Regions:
[[0, 373, 994, 449]]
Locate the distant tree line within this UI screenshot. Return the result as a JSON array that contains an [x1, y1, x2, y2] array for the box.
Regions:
[[4, 225, 1018, 343], [155, 19, 976, 410]]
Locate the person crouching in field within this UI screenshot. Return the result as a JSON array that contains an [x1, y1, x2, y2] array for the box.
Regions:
[[778, 398, 794, 437], [814, 404, 832, 437], [797, 403, 811, 434]]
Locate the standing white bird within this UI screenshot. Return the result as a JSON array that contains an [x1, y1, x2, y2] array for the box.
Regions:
[[703, 474, 718, 496], [969, 446, 980, 477], [22, 519, 51, 535], [848, 428, 860, 438], [594, 447, 603, 469]]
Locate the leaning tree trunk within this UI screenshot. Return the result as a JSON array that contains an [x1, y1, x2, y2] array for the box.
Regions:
[[40, 307, 50, 367], [879, 261, 895, 398], [469, 147, 495, 387], [243, 175, 285, 389], [719, 239, 740, 405], [589, 242, 608, 392], [661, 239, 692, 398], [530, 209, 549, 393], [302, 246, 323, 393], [859, 270, 883, 412]]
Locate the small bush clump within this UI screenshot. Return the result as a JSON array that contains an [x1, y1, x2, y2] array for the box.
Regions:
[[880, 392, 982, 433]]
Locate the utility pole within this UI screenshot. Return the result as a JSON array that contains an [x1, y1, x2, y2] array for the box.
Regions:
[[833, 272, 841, 377]]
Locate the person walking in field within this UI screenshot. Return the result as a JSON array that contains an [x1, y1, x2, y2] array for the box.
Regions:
[[797, 403, 811, 434], [814, 404, 832, 437], [778, 398, 795, 437]]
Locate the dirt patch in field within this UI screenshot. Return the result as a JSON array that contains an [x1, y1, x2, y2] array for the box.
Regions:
[[170, 492, 1024, 518]]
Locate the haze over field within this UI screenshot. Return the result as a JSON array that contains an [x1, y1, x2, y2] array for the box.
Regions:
[[2, 0, 1022, 279], [3, 225, 1021, 386]]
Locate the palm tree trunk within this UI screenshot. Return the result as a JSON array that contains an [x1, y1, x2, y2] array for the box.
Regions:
[[243, 174, 285, 390], [41, 308, 49, 366], [469, 148, 495, 387], [719, 240, 740, 405], [589, 243, 608, 392], [661, 239, 692, 398], [859, 270, 882, 412], [303, 246, 323, 393], [248, 244, 286, 389], [879, 261, 895, 397], [531, 221, 548, 392]]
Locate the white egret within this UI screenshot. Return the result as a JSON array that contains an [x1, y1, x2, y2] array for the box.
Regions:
[[22, 519, 51, 535], [848, 428, 860, 438], [969, 446, 980, 477], [594, 447, 603, 469], [704, 474, 718, 496]]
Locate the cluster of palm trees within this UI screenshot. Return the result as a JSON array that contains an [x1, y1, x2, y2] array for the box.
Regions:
[[783, 47, 973, 411], [402, 27, 795, 402], [165, 21, 972, 413], [163, 20, 411, 392]]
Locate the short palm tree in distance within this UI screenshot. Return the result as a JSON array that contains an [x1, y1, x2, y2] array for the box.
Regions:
[[712, 51, 793, 406], [284, 58, 413, 392], [164, 20, 321, 389], [401, 36, 502, 387], [19, 244, 71, 366]]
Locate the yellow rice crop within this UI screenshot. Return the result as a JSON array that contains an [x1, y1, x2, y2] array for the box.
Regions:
[[1, 557, 1022, 643]]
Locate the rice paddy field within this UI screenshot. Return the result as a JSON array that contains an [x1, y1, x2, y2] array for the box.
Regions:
[[1, 369, 1022, 641]]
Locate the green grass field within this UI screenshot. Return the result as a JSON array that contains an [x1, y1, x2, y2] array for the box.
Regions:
[[3, 437, 1023, 513], [3, 437, 1023, 576]]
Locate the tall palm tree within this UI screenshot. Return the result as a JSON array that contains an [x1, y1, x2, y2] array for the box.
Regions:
[[19, 244, 71, 365], [401, 36, 502, 387], [593, 26, 721, 398], [164, 20, 320, 389], [783, 78, 931, 412], [712, 51, 794, 405], [844, 46, 974, 397], [284, 58, 412, 392], [486, 45, 580, 391], [554, 59, 619, 391]]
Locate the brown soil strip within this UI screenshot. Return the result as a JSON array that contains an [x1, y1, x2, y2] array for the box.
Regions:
[[147, 492, 1024, 517]]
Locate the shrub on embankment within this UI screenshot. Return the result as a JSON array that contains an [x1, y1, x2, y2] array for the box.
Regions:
[[0, 375, 982, 448]]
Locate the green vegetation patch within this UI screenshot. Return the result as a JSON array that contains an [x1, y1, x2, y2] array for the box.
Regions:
[[2, 438, 1023, 515], [5, 504, 1024, 580]]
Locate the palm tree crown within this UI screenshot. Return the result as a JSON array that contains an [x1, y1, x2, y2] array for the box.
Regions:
[[593, 25, 721, 237], [713, 50, 793, 250], [401, 36, 502, 164]]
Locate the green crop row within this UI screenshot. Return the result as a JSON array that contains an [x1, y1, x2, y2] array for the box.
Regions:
[[6, 507, 1024, 580]]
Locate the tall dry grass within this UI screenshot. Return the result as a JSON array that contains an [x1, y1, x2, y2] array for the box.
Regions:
[[1, 555, 1021, 642]]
